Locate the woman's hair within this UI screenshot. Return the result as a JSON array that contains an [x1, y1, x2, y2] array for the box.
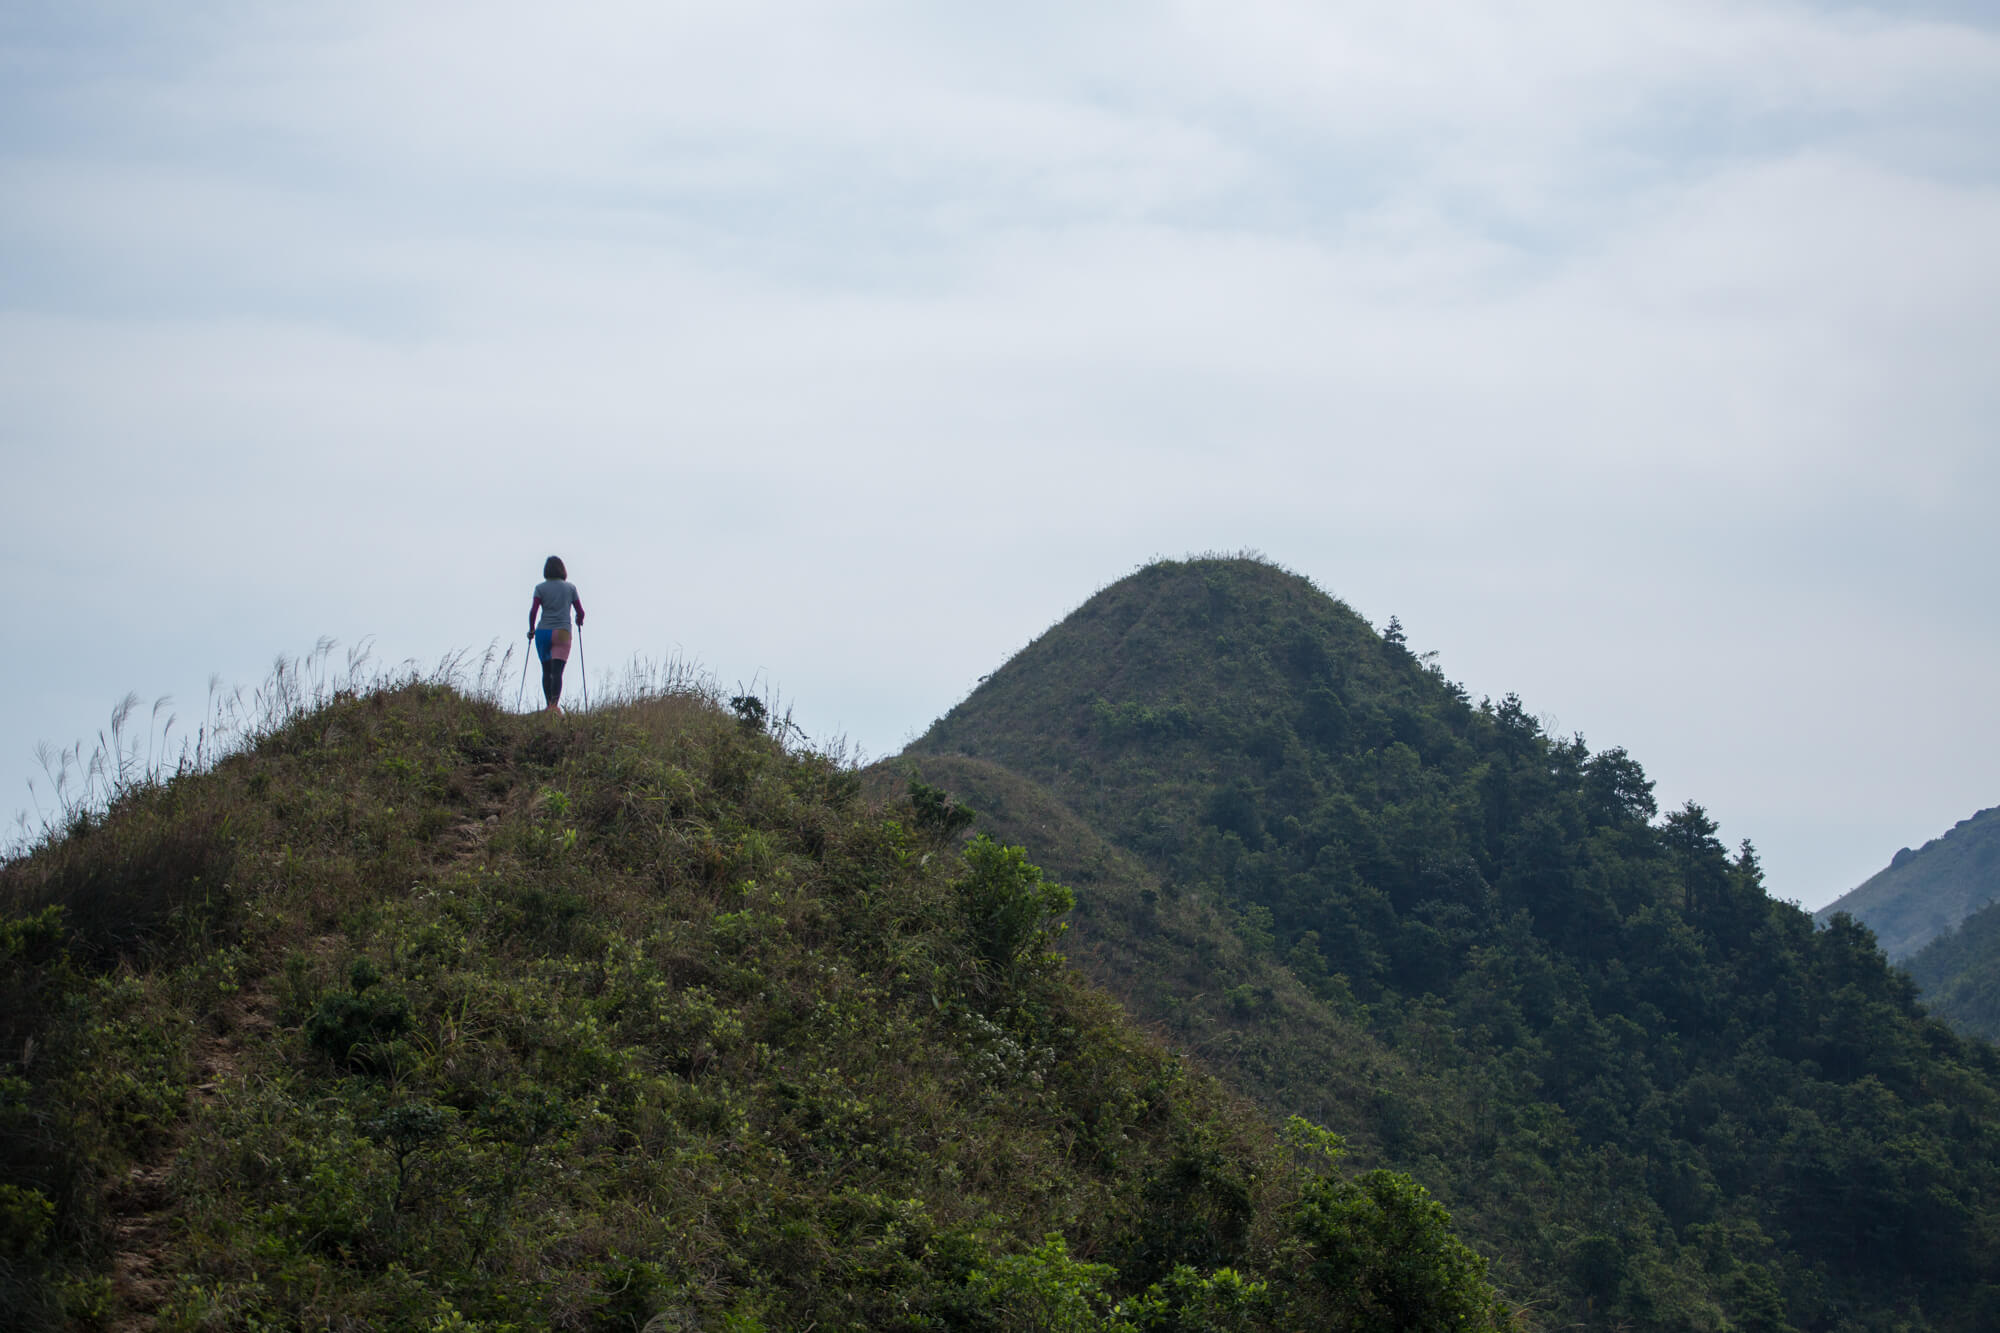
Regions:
[[543, 555, 567, 581]]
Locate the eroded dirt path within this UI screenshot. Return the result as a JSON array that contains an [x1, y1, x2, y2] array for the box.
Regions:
[[104, 991, 275, 1331]]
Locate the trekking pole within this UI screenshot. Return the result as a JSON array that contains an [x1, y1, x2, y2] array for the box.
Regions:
[[578, 624, 587, 711], [516, 634, 530, 711]]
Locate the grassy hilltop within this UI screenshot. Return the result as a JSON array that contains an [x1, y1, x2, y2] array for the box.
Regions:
[[0, 668, 1511, 1331], [905, 555, 2000, 1333]]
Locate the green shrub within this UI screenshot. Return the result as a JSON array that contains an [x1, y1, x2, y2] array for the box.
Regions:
[[1118, 1265, 1272, 1332], [305, 961, 412, 1072], [908, 777, 977, 838], [964, 1234, 1127, 1333], [0, 907, 72, 1072], [1283, 1119, 1509, 1332], [0, 1182, 54, 1254], [955, 837, 1074, 977]]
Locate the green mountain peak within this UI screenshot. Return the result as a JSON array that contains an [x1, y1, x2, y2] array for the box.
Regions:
[[906, 555, 2000, 1332]]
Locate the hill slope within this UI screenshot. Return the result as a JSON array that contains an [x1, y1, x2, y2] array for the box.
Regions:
[[877, 753, 1400, 1152], [876, 750, 1580, 1316], [908, 555, 2000, 1333], [1816, 806, 2000, 961], [0, 676, 1511, 1331], [1906, 897, 2000, 1040]]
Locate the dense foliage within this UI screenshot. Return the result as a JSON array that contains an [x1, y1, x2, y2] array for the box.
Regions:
[[0, 676, 1514, 1330], [911, 556, 2000, 1332], [1816, 806, 2000, 962], [1906, 899, 2000, 1041]]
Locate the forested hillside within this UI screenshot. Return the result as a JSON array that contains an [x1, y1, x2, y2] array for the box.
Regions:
[[1906, 899, 2000, 1041], [0, 673, 1513, 1330], [1817, 806, 2000, 961], [908, 556, 2000, 1332]]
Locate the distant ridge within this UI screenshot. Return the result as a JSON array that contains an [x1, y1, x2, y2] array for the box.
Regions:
[[1817, 805, 2000, 960]]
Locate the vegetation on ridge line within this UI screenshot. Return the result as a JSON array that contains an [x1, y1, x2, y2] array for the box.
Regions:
[[1, 669, 1514, 1331]]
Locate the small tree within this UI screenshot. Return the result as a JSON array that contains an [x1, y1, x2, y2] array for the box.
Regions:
[[1282, 1118, 1513, 1332], [729, 695, 768, 733], [956, 837, 1074, 976]]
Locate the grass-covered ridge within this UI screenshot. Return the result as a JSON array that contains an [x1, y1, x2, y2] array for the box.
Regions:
[[1, 671, 1513, 1330], [908, 555, 2000, 1332]]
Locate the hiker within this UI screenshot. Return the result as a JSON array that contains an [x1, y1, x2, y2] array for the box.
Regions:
[[528, 555, 585, 713]]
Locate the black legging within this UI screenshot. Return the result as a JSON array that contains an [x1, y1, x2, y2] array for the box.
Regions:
[[542, 656, 567, 706]]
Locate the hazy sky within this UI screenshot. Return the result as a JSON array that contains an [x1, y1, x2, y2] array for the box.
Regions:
[[5, 1, 1996, 910]]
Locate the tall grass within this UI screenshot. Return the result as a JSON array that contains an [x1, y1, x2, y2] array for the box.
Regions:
[[14, 639, 463, 856], [7, 639, 846, 861]]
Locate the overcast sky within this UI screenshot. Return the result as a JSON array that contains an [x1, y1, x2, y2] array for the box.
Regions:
[[5, 1, 1996, 910]]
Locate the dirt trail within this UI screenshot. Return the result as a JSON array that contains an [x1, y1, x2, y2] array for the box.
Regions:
[[104, 990, 274, 1331], [444, 760, 512, 865], [104, 1160, 173, 1327]]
